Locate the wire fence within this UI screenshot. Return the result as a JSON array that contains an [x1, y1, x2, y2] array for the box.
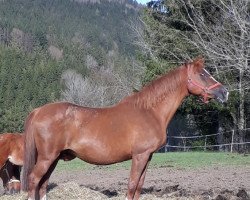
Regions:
[[161, 128, 250, 153]]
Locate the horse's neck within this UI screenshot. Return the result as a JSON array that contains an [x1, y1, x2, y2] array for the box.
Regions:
[[120, 66, 189, 128], [151, 75, 189, 129]]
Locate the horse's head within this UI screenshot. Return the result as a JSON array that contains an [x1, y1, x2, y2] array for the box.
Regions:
[[186, 57, 228, 103], [1, 160, 21, 195], [5, 179, 21, 195]]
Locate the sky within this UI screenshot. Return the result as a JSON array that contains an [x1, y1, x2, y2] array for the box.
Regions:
[[136, 0, 149, 5]]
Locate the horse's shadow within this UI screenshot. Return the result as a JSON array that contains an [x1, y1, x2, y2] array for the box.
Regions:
[[47, 183, 58, 192]]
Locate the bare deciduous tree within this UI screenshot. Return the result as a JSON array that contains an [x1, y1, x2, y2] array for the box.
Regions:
[[177, 0, 250, 149], [139, 0, 249, 150], [61, 57, 145, 107]]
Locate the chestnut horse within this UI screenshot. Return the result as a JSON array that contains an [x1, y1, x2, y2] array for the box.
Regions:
[[0, 133, 23, 194], [0, 132, 74, 196], [22, 57, 228, 200]]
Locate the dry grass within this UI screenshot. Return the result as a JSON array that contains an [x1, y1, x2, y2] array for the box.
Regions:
[[0, 182, 204, 200]]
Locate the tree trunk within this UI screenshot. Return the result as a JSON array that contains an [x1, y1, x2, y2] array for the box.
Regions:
[[238, 68, 246, 152]]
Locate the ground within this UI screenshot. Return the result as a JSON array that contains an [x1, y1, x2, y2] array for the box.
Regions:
[[0, 165, 249, 199]]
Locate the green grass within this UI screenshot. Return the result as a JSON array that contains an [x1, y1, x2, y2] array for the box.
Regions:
[[55, 152, 250, 172], [150, 152, 250, 169]]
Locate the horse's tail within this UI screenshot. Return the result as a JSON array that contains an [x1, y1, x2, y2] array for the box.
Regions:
[[21, 110, 37, 192]]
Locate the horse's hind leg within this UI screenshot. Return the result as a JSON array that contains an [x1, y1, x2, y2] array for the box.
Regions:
[[38, 157, 59, 200], [127, 152, 152, 200], [28, 153, 59, 200]]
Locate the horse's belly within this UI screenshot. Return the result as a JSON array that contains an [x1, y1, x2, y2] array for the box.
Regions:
[[73, 145, 131, 165], [69, 130, 132, 165]]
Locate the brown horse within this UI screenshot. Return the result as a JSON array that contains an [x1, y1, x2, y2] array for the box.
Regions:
[[0, 133, 23, 194], [0, 132, 74, 196], [22, 57, 228, 200]]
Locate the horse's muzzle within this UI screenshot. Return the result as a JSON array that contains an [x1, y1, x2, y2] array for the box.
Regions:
[[212, 86, 229, 103]]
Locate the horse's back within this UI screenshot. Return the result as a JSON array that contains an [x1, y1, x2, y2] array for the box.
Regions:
[[0, 132, 23, 152], [0, 133, 24, 166], [0, 132, 21, 141]]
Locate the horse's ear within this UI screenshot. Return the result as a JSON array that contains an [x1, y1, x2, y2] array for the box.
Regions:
[[193, 56, 205, 70]]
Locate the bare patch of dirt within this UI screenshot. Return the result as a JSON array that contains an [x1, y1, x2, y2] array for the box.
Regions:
[[0, 166, 249, 199]]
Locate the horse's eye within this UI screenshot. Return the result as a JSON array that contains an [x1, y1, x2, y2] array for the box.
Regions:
[[200, 73, 205, 76]]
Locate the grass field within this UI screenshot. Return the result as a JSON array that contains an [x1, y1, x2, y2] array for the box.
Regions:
[[55, 152, 250, 172]]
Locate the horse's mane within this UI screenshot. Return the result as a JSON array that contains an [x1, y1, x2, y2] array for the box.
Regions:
[[121, 65, 186, 109]]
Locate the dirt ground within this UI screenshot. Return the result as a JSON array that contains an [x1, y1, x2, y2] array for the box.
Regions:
[[0, 165, 249, 199]]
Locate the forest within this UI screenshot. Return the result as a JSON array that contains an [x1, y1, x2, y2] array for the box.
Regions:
[[0, 0, 141, 132], [141, 0, 250, 152], [0, 0, 249, 152]]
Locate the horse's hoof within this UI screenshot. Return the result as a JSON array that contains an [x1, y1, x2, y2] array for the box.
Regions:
[[3, 191, 11, 195]]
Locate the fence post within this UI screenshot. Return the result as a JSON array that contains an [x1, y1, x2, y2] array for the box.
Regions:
[[204, 136, 207, 151], [231, 129, 234, 153]]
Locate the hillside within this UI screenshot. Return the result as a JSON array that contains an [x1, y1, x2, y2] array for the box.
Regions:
[[0, 0, 144, 132], [0, 0, 140, 56]]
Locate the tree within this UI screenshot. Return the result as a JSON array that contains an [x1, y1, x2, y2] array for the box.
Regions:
[[61, 55, 145, 107], [139, 0, 249, 151], [174, 0, 250, 151]]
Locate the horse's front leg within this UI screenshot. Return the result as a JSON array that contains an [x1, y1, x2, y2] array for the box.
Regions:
[[133, 154, 152, 200], [127, 152, 152, 200]]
